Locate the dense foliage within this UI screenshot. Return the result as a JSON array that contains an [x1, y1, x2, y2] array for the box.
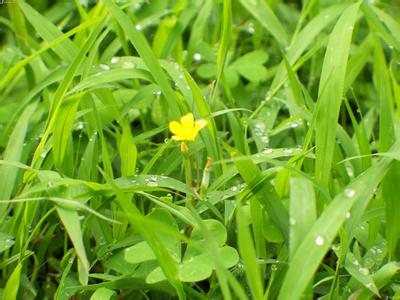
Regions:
[[0, 0, 400, 299]]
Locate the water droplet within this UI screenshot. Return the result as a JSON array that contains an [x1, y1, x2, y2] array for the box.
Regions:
[[352, 259, 359, 266], [331, 244, 340, 251], [135, 24, 143, 31], [231, 186, 238, 192], [315, 235, 325, 246], [346, 212, 351, 218], [254, 130, 263, 137], [122, 61, 135, 69], [284, 148, 293, 154], [76, 122, 84, 130], [295, 145, 303, 151], [290, 122, 300, 128], [263, 147, 273, 154], [40, 149, 47, 158], [99, 64, 110, 70], [344, 188, 355, 198], [178, 74, 184, 79], [359, 267, 369, 275], [289, 218, 296, 225], [193, 53, 202, 62], [153, 91, 161, 97], [164, 138, 169, 143], [366, 282, 374, 289], [247, 26, 255, 34], [346, 166, 354, 178], [68, 258, 74, 264], [111, 57, 120, 64], [348, 25, 354, 31], [147, 175, 158, 187], [98, 238, 106, 246], [260, 135, 269, 144], [47, 182, 53, 188], [271, 264, 277, 271], [255, 122, 265, 130]]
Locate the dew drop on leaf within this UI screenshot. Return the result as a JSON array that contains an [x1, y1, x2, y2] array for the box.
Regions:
[[315, 235, 324, 246]]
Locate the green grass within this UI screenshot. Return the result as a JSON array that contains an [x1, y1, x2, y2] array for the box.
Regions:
[[0, 0, 400, 299]]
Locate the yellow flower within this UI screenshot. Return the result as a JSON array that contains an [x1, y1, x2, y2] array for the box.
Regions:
[[169, 113, 207, 141]]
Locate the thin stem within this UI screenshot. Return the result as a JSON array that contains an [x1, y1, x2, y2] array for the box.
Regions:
[[194, 141, 200, 189]]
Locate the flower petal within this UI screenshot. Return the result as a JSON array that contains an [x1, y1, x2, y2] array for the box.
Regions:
[[171, 135, 184, 141], [195, 119, 207, 130], [169, 121, 184, 136], [180, 113, 194, 129]]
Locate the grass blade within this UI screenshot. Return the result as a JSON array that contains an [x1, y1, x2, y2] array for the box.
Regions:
[[314, 2, 361, 188]]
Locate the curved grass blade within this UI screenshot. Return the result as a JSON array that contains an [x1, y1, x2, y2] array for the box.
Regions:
[[102, 0, 181, 120], [56, 206, 90, 285], [18, 1, 79, 62], [314, 2, 361, 188], [30, 16, 106, 170], [0, 103, 37, 217], [238, 0, 288, 47]]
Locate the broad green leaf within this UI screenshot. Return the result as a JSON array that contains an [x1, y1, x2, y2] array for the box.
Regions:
[[125, 241, 156, 264], [90, 288, 116, 300], [147, 246, 238, 283], [230, 50, 268, 82], [184, 219, 227, 258], [145, 218, 238, 283]]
